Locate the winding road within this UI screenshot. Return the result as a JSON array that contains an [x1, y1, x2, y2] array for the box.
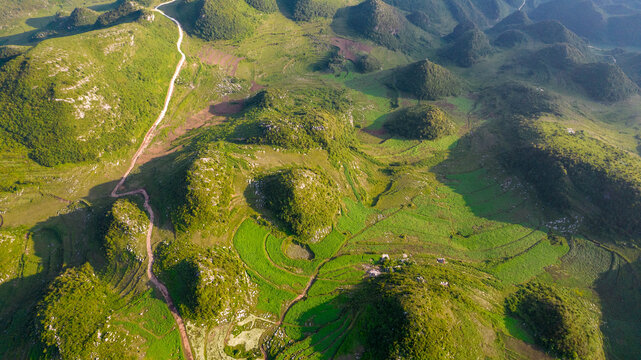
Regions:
[[109, 1, 193, 359]]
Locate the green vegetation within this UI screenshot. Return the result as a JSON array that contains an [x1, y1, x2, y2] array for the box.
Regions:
[[174, 143, 235, 232], [182, 247, 254, 322], [346, 0, 429, 53], [524, 20, 584, 46], [240, 87, 353, 155], [0, 17, 178, 166], [480, 82, 560, 118], [68, 7, 100, 28], [442, 28, 492, 67], [3, 0, 641, 357], [394, 59, 461, 100], [493, 29, 528, 48], [193, 0, 259, 41], [245, 0, 278, 13], [384, 104, 455, 140], [155, 239, 255, 323], [0, 46, 29, 63], [607, 14, 641, 47], [405, 10, 430, 31], [261, 167, 339, 240], [355, 54, 382, 73], [530, 43, 589, 70], [356, 265, 502, 359], [290, 0, 342, 21], [530, 0, 605, 40], [505, 119, 641, 235], [37, 263, 115, 359], [490, 10, 532, 34], [103, 199, 148, 263], [506, 282, 604, 359], [96, 1, 140, 27], [572, 62, 639, 103]]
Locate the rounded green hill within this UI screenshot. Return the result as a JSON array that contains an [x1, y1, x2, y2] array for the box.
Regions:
[[260, 167, 339, 241], [103, 198, 149, 263], [357, 264, 505, 359], [385, 104, 455, 140], [394, 59, 461, 100], [175, 144, 234, 232], [506, 282, 605, 359], [572, 62, 639, 102], [193, 0, 259, 41]]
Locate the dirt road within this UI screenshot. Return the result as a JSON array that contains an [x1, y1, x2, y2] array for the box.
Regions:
[[109, 1, 194, 359]]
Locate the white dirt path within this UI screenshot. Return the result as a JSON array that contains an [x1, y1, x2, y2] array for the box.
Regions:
[[109, 1, 193, 359]]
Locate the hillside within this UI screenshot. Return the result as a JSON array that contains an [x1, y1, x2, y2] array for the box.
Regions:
[[356, 264, 508, 359], [193, 0, 260, 41], [345, 0, 432, 53], [442, 27, 492, 67], [393, 59, 461, 100], [0, 16, 179, 165]]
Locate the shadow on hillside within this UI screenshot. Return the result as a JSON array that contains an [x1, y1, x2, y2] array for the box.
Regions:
[[0, 1, 130, 47], [265, 284, 359, 359], [274, 0, 294, 19], [594, 258, 641, 359], [432, 118, 641, 358], [0, 149, 193, 356], [0, 200, 107, 357]]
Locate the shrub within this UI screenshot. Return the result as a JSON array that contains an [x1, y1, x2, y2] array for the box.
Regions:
[[384, 104, 455, 140], [355, 54, 382, 73], [155, 239, 255, 323], [493, 29, 529, 48], [0, 58, 95, 166], [182, 247, 254, 322], [68, 7, 99, 28], [442, 28, 492, 67], [357, 265, 502, 359], [260, 167, 339, 241], [571, 62, 638, 102], [489, 10, 532, 34], [174, 143, 234, 232], [193, 0, 258, 41], [405, 10, 430, 31], [524, 20, 583, 46], [347, 0, 406, 50], [504, 119, 641, 235], [241, 87, 353, 155], [0, 45, 28, 63], [37, 264, 114, 359], [96, 1, 139, 27], [529, 0, 606, 40], [291, 0, 338, 21], [103, 199, 149, 263], [607, 14, 641, 47], [506, 282, 604, 359], [531, 43, 588, 69], [394, 59, 461, 100], [245, 0, 278, 12], [480, 82, 560, 118]]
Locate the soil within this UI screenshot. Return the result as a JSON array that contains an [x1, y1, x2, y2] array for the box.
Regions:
[[198, 46, 245, 76], [330, 37, 372, 62]]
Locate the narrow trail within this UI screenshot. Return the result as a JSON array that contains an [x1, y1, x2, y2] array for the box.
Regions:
[[109, 1, 193, 359]]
